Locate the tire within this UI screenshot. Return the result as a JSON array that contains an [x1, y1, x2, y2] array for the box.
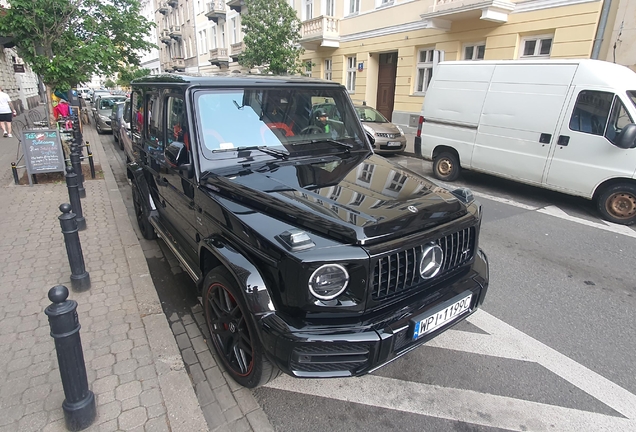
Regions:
[[131, 185, 157, 240], [119, 133, 124, 150], [203, 267, 281, 388], [113, 129, 119, 143], [597, 183, 636, 225], [95, 121, 102, 134], [433, 151, 461, 182]]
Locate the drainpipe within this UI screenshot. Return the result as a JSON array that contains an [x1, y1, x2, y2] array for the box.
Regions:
[[591, 0, 612, 59]]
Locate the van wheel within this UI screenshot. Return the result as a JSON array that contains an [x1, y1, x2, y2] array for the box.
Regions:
[[597, 184, 636, 225], [203, 267, 281, 388], [132, 185, 157, 240], [433, 152, 460, 182]]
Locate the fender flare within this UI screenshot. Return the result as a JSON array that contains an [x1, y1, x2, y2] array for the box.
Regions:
[[199, 239, 276, 318], [128, 163, 155, 216]]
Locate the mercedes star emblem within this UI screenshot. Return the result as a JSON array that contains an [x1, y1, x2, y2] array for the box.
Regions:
[[407, 205, 418, 213], [419, 244, 444, 279]]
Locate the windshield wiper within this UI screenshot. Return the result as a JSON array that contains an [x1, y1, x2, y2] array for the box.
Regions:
[[210, 145, 288, 159], [292, 138, 354, 152]]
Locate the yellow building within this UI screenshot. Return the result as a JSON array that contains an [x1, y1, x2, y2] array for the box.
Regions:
[[292, 0, 605, 131], [599, 0, 636, 71]]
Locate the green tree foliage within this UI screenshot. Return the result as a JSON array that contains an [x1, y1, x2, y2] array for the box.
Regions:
[[240, 0, 304, 75], [0, 0, 154, 121], [104, 78, 116, 89], [117, 67, 150, 88]]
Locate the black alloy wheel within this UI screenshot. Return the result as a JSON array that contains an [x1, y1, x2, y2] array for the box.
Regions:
[[131, 185, 157, 240], [203, 268, 281, 388]]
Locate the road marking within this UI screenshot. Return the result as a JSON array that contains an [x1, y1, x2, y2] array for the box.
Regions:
[[472, 191, 539, 211], [537, 206, 636, 239], [265, 309, 636, 430], [267, 375, 634, 432]]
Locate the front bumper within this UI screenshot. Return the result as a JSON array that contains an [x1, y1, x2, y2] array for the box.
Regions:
[[373, 135, 407, 154], [260, 249, 489, 378]]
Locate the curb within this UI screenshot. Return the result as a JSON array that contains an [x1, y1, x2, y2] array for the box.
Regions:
[[86, 126, 208, 431]]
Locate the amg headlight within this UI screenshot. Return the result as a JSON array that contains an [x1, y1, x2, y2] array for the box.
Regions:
[[308, 264, 349, 300]]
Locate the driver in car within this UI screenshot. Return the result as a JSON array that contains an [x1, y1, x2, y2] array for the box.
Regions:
[[313, 110, 338, 139]]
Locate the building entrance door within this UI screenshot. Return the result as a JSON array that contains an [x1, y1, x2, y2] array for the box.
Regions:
[[376, 52, 398, 121]]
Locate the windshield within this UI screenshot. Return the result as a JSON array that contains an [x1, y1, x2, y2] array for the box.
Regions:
[[355, 106, 388, 123], [194, 87, 368, 161], [628, 91, 636, 110]]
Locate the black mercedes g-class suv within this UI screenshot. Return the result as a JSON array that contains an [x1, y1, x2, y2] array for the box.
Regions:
[[127, 74, 489, 388]]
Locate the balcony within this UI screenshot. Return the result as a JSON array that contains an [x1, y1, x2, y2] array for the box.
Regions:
[[173, 57, 185, 71], [226, 0, 245, 13], [169, 25, 182, 39], [162, 61, 174, 71], [158, 2, 169, 14], [299, 16, 340, 50], [160, 29, 172, 43], [205, 1, 226, 23], [420, 0, 516, 30], [230, 41, 244, 61], [167, 0, 177, 7], [209, 47, 229, 67]]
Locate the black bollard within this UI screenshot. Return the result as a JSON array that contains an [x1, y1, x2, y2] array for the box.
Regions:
[[85, 143, 95, 179], [70, 144, 86, 198], [65, 167, 86, 231], [11, 162, 19, 185], [59, 203, 91, 291], [45, 285, 96, 431]]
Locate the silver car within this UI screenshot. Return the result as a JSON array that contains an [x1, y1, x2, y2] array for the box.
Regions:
[[355, 105, 407, 154], [92, 95, 126, 134]]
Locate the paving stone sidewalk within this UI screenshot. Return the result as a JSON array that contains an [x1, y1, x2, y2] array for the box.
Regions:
[[0, 108, 207, 431]]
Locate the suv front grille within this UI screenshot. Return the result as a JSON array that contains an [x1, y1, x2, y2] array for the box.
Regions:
[[376, 133, 400, 139], [371, 227, 475, 300]]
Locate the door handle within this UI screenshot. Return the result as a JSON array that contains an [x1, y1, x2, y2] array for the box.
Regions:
[[539, 133, 552, 144], [557, 135, 570, 146]]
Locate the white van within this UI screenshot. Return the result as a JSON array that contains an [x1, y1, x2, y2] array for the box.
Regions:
[[415, 59, 636, 225]]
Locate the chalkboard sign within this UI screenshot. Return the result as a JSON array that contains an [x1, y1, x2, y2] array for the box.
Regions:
[[21, 129, 65, 185]]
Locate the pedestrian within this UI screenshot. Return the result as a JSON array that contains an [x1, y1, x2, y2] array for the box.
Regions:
[[0, 88, 16, 137]]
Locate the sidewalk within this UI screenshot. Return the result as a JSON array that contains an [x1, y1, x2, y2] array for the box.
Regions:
[[0, 107, 207, 431]]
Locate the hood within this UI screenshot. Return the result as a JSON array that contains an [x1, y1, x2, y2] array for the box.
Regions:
[[364, 122, 402, 136], [204, 154, 468, 245]]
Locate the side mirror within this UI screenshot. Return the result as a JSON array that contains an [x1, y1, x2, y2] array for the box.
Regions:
[[615, 123, 636, 149], [165, 141, 193, 177]]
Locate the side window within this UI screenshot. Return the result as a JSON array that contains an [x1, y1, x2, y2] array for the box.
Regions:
[[166, 96, 188, 150], [147, 93, 164, 150], [569, 90, 614, 136], [605, 97, 634, 145], [123, 101, 131, 125], [131, 91, 143, 143]]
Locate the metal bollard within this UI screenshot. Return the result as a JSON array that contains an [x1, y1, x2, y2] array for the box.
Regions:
[[70, 144, 86, 198], [59, 203, 91, 291], [85, 142, 95, 179], [65, 167, 86, 231], [45, 285, 96, 431], [11, 162, 19, 185]]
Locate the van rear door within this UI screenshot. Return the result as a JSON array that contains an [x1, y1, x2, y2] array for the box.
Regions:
[[544, 88, 636, 197], [470, 64, 577, 184]]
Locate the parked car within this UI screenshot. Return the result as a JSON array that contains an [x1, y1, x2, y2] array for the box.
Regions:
[[89, 89, 110, 104], [92, 95, 126, 134], [355, 105, 406, 154], [110, 100, 127, 149], [127, 74, 489, 388], [76, 88, 91, 99], [117, 98, 135, 162], [416, 59, 636, 225]]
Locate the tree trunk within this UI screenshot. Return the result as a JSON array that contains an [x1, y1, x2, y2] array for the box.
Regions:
[[45, 84, 55, 127]]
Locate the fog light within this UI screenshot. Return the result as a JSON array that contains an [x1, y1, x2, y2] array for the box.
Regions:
[[308, 264, 349, 300]]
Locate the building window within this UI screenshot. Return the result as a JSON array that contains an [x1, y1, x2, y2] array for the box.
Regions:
[[231, 17, 238, 44], [346, 56, 356, 93], [304, 61, 312, 77], [388, 172, 407, 192], [325, 0, 335, 15], [211, 25, 217, 49], [188, 37, 193, 58], [304, 0, 313, 20], [415, 48, 434, 93], [324, 59, 332, 80], [329, 186, 342, 201], [378, 0, 393, 7], [348, 0, 360, 14], [199, 30, 208, 55], [358, 163, 374, 183], [220, 24, 226, 48], [464, 43, 485, 60], [520, 35, 553, 58], [350, 192, 365, 207]]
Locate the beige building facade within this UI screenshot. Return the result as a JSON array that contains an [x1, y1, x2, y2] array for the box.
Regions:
[[599, 0, 636, 70], [293, 0, 606, 130]]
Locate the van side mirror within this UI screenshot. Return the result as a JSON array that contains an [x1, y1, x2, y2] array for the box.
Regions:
[[615, 123, 636, 149], [165, 141, 193, 177]]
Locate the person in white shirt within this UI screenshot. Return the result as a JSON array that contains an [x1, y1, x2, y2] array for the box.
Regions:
[[0, 88, 16, 137]]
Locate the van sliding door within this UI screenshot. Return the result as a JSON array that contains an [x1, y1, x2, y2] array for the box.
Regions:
[[470, 64, 577, 184]]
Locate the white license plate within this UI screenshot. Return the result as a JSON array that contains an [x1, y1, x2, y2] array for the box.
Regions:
[[386, 141, 402, 147], [412, 293, 472, 340]]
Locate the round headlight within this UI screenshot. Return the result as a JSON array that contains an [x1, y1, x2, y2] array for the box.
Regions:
[[308, 264, 349, 300]]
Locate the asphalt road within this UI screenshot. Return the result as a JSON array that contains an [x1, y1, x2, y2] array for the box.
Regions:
[[100, 130, 636, 432]]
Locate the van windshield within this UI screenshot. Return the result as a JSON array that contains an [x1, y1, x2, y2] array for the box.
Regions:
[[627, 91, 636, 109], [194, 87, 368, 161]]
